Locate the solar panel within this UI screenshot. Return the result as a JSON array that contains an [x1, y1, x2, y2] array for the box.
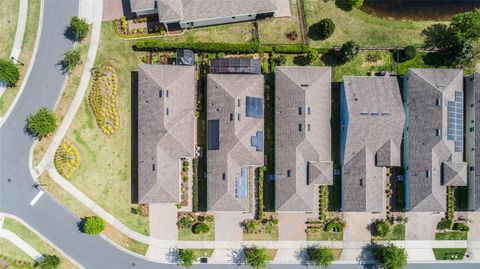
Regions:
[[246, 96, 264, 118], [207, 120, 220, 150], [235, 167, 248, 198], [447, 91, 464, 152], [251, 131, 264, 152]]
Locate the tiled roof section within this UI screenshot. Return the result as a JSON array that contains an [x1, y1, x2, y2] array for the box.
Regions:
[[180, 0, 277, 22], [206, 74, 264, 211], [341, 76, 404, 212], [158, 0, 183, 21], [275, 66, 332, 212], [406, 68, 465, 212], [130, 0, 156, 12], [137, 64, 195, 203], [472, 73, 480, 210], [443, 162, 467, 186]]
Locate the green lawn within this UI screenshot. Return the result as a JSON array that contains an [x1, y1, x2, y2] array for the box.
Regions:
[[2, 218, 78, 269], [0, 0, 41, 116], [243, 226, 279, 241], [304, 0, 436, 47], [178, 219, 215, 241], [435, 231, 468, 240], [189, 249, 214, 258], [258, 0, 302, 44], [334, 51, 394, 81], [372, 224, 405, 241], [0, 238, 34, 263], [306, 228, 343, 241], [396, 52, 447, 75], [65, 22, 149, 236], [0, 0, 19, 59], [433, 248, 466, 260]]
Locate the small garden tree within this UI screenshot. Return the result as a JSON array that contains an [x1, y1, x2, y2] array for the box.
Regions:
[[0, 59, 20, 87], [317, 18, 335, 40], [244, 246, 269, 269], [178, 249, 196, 268], [307, 247, 335, 268], [70, 16, 89, 40], [35, 255, 60, 269], [82, 216, 105, 235], [27, 108, 57, 139], [374, 219, 392, 238], [193, 222, 210, 234], [63, 49, 81, 73], [373, 243, 408, 269], [338, 40, 360, 63], [402, 46, 417, 61]]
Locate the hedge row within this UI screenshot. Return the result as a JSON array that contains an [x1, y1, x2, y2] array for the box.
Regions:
[[257, 166, 266, 220], [133, 40, 329, 54], [192, 158, 198, 212]]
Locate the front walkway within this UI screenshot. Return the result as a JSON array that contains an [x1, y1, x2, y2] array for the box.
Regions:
[[0, 229, 43, 261]]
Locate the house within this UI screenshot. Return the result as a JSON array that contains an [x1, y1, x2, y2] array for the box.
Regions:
[[404, 69, 467, 212], [465, 72, 479, 211], [137, 64, 195, 203], [129, 0, 278, 30], [340, 76, 405, 212], [274, 66, 333, 212], [210, 58, 261, 75], [206, 73, 264, 211]]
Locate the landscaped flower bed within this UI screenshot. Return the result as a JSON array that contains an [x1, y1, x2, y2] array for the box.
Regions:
[[180, 159, 190, 207], [305, 218, 345, 241], [88, 66, 120, 135], [243, 214, 279, 241], [177, 212, 215, 240], [54, 139, 81, 179], [115, 16, 167, 38]]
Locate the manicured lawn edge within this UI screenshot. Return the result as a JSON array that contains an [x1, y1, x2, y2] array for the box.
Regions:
[[0, 237, 34, 263], [433, 248, 466, 260], [435, 231, 468, 240]]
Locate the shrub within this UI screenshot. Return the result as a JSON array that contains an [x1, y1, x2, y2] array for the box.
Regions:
[[193, 222, 210, 234], [317, 18, 335, 40], [178, 249, 196, 268], [0, 59, 20, 87], [447, 186, 456, 221], [286, 31, 298, 41], [35, 255, 60, 269], [63, 49, 81, 72], [82, 216, 105, 235], [325, 221, 343, 233], [402, 46, 417, 61], [319, 185, 329, 224], [437, 219, 454, 230], [244, 246, 269, 269], [338, 40, 360, 63], [120, 17, 127, 32], [374, 220, 392, 238], [306, 49, 319, 63], [245, 220, 260, 233], [373, 243, 407, 269], [27, 108, 57, 139], [70, 16, 89, 40], [453, 222, 470, 232], [178, 217, 193, 228], [275, 54, 287, 66], [257, 166, 266, 220], [307, 247, 335, 268], [192, 158, 199, 212]]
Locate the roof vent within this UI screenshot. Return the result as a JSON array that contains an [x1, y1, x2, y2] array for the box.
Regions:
[[301, 84, 309, 87]]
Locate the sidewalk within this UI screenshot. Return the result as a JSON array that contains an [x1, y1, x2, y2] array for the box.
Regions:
[[0, 229, 43, 261]]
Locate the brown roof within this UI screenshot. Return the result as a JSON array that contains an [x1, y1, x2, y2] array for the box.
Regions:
[[137, 64, 195, 203]]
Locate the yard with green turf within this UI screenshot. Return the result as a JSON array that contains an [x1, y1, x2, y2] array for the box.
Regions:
[[0, 0, 19, 59], [0, 238, 33, 263], [433, 248, 466, 260]]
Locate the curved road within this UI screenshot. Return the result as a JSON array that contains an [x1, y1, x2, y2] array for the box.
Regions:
[[0, 1, 479, 268]]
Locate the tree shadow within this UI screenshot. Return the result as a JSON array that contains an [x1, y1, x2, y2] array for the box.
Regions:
[[229, 248, 245, 266], [77, 218, 86, 233], [422, 52, 446, 67], [320, 49, 337, 66], [165, 248, 180, 263], [63, 26, 77, 42], [358, 242, 379, 269], [130, 71, 139, 204], [335, 0, 353, 12], [295, 247, 311, 266], [293, 55, 309, 66]]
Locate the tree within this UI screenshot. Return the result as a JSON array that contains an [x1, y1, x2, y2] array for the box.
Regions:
[[178, 249, 196, 268], [244, 246, 269, 269], [70, 16, 89, 40], [307, 247, 335, 268], [27, 108, 57, 139], [193, 222, 209, 234], [451, 8, 480, 41], [373, 243, 408, 269], [0, 59, 20, 87], [35, 255, 60, 269], [338, 40, 360, 63], [402, 46, 417, 61], [317, 18, 335, 40], [63, 49, 81, 72], [374, 220, 392, 238], [82, 216, 105, 235]]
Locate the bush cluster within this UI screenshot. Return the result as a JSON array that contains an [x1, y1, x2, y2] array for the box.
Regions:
[[374, 219, 392, 238], [178, 216, 193, 228], [192, 158, 199, 212], [88, 66, 120, 135], [453, 222, 470, 232], [82, 216, 105, 235], [70, 16, 89, 41], [257, 166, 266, 219], [0, 59, 20, 87], [447, 186, 455, 221], [178, 249, 196, 268], [319, 185, 329, 224], [437, 219, 454, 230], [35, 255, 60, 269], [373, 243, 408, 269], [133, 40, 323, 55], [63, 49, 81, 73], [244, 246, 269, 269], [54, 139, 81, 179], [193, 222, 210, 234], [325, 221, 344, 233], [338, 40, 360, 63], [307, 247, 335, 268], [27, 108, 57, 139]]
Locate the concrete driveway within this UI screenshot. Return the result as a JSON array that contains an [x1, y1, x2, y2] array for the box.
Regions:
[[149, 203, 178, 240], [343, 212, 378, 241], [278, 213, 308, 241], [406, 212, 442, 240], [215, 212, 252, 241]]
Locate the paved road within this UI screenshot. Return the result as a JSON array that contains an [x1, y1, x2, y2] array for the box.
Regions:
[[0, 1, 479, 269]]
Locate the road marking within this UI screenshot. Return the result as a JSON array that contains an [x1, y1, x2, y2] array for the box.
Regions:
[[29, 191, 44, 206]]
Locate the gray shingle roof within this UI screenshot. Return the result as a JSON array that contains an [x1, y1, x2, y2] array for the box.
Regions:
[[158, 0, 183, 21], [130, 0, 156, 12], [274, 66, 333, 212], [341, 76, 405, 212], [443, 162, 467, 186], [206, 74, 264, 211], [137, 64, 195, 204], [406, 69, 466, 212], [467, 72, 480, 210]]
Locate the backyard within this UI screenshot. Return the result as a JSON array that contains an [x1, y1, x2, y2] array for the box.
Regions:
[[257, 0, 303, 44]]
